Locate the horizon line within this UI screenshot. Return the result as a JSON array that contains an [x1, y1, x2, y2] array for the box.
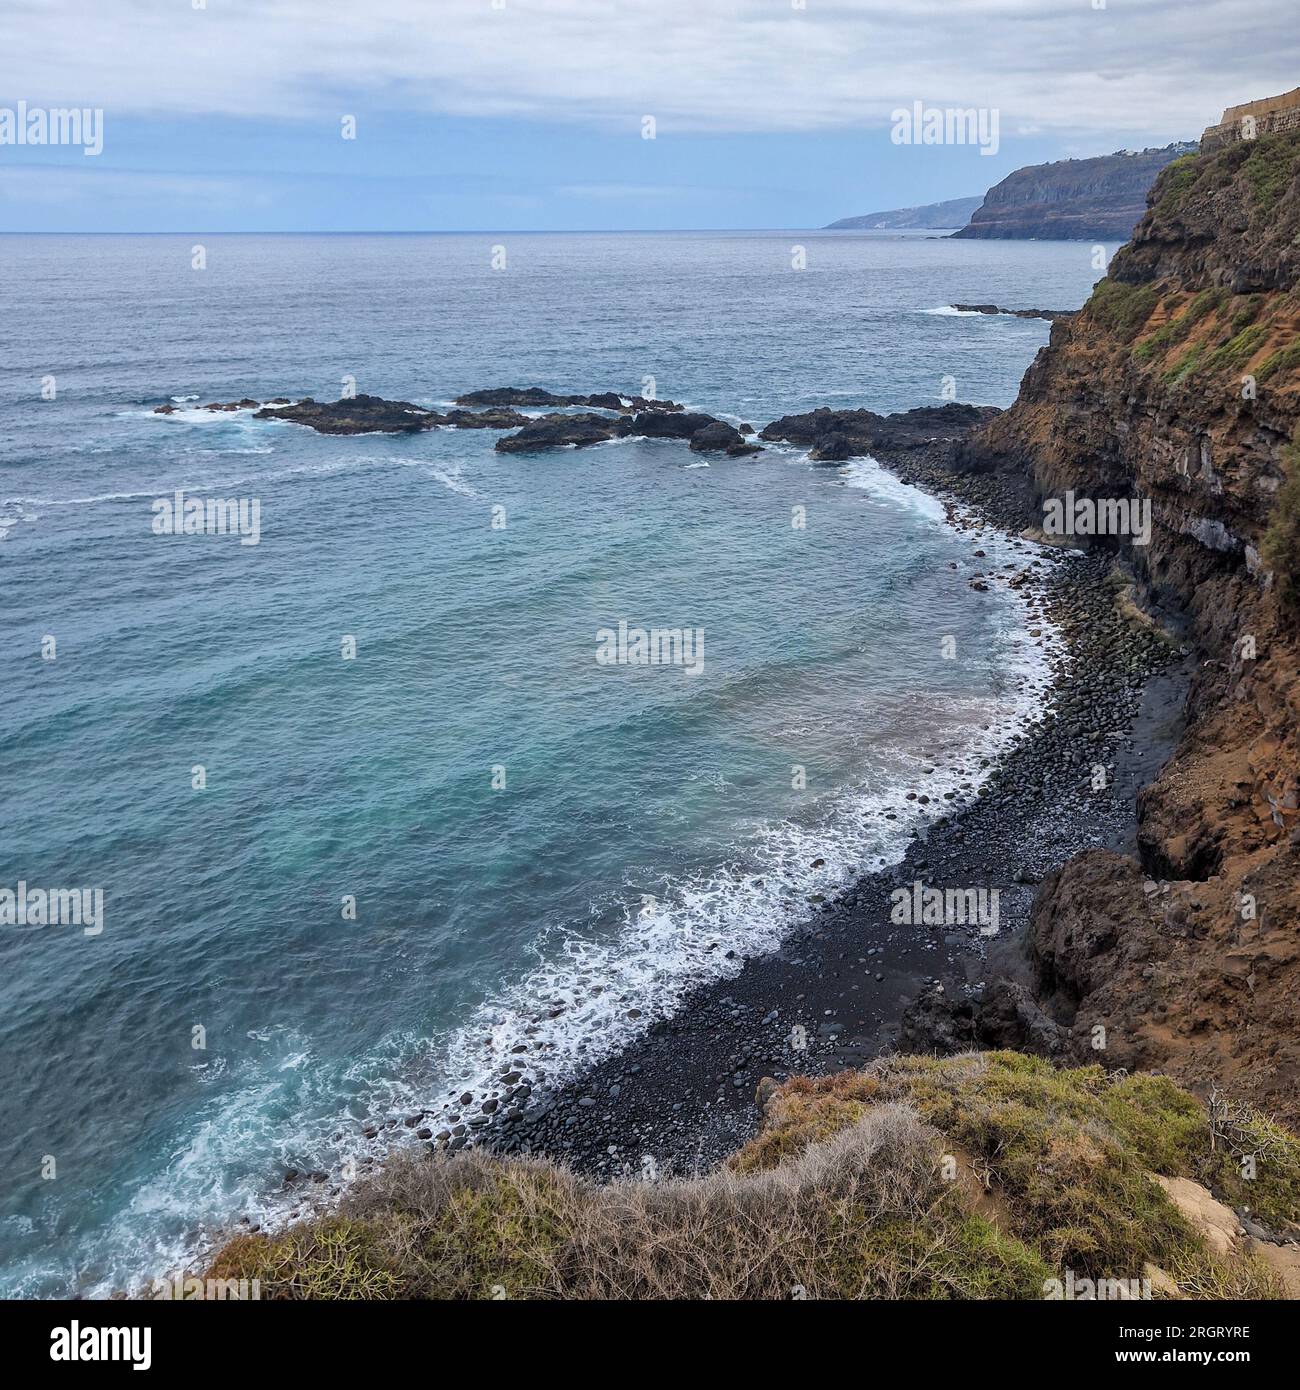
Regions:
[[0, 226, 966, 237]]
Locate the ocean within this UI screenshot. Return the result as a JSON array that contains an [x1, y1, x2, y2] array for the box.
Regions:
[[0, 229, 1112, 1295]]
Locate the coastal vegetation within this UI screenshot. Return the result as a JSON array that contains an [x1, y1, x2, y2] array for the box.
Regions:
[[1259, 341, 1300, 383], [201, 1053, 1297, 1299], [1086, 279, 1159, 341], [1244, 134, 1300, 209], [1153, 130, 1300, 217], [1154, 153, 1203, 217]]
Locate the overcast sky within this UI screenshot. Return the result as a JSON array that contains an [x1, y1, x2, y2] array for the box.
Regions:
[[1, 0, 1295, 231]]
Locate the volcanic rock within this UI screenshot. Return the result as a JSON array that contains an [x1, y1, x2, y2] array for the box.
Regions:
[[688, 421, 761, 456], [632, 410, 720, 441], [952, 304, 1075, 321], [495, 412, 633, 453], [255, 395, 436, 434], [762, 402, 1000, 457]]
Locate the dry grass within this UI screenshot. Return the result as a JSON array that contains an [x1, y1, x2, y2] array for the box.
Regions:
[[557, 1103, 1041, 1300], [206, 1102, 1047, 1300], [201, 1052, 1300, 1301]]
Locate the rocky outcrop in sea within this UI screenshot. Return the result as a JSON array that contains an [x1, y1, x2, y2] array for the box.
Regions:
[[951, 304, 1074, 321], [151, 388, 763, 455], [760, 402, 998, 462]]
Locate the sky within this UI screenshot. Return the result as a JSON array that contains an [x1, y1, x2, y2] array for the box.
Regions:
[[0, 0, 1297, 232]]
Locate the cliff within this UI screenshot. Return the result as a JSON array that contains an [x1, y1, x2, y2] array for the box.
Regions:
[[958, 126, 1300, 1124], [825, 195, 983, 230], [951, 143, 1198, 241]]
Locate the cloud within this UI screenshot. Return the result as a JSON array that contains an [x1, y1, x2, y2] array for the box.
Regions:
[[0, 166, 261, 205], [1, 0, 1296, 141], [556, 183, 699, 201]]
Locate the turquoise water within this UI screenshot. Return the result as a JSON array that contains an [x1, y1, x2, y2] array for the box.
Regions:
[[0, 231, 1111, 1295]]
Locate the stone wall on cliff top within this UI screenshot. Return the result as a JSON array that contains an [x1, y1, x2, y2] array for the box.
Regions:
[[1202, 86, 1300, 154], [960, 127, 1300, 1126]]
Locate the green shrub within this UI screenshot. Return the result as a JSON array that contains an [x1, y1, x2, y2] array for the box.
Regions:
[[1230, 295, 1264, 334], [1258, 341, 1300, 383], [1200, 1102, 1300, 1230], [1186, 287, 1228, 325], [1089, 279, 1160, 341], [206, 1217, 402, 1299], [1155, 155, 1203, 217], [1243, 135, 1300, 209], [1133, 289, 1228, 363], [1205, 323, 1270, 372], [1163, 344, 1203, 384]]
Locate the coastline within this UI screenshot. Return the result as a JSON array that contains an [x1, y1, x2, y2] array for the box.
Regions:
[[185, 422, 1190, 1277], [47, 402, 1154, 1297], [486, 443, 1186, 1178], [134, 410, 1194, 1296], [29, 110, 1295, 1309]]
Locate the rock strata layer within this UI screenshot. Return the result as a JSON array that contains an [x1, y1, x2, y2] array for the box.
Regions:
[[951, 142, 1198, 241], [927, 127, 1300, 1126]]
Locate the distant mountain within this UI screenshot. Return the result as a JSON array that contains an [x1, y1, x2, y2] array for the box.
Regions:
[[823, 196, 983, 230], [950, 143, 1199, 240]]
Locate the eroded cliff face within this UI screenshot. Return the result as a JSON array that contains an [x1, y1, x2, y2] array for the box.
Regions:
[[965, 131, 1300, 1124], [951, 143, 1196, 240]]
